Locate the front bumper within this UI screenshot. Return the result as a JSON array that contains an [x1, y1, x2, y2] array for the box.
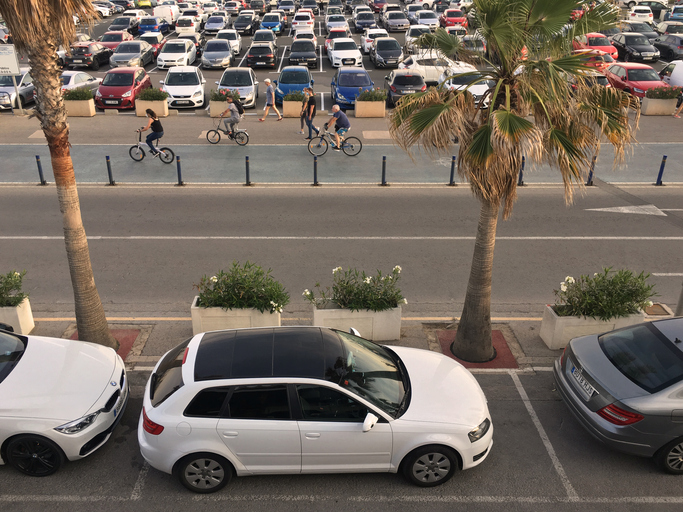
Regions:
[[96, 96, 135, 109], [157, 60, 185, 69], [168, 95, 204, 108], [289, 57, 318, 67]]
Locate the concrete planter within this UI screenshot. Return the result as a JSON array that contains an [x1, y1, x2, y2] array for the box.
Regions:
[[539, 304, 646, 350], [641, 97, 677, 116], [64, 99, 96, 117], [0, 298, 35, 335], [312, 305, 401, 341], [210, 100, 229, 118], [190, 296, 281, 335], [282, 100, 303, 118], [354, 100, 385, 118], [135, 99, 169, 117]]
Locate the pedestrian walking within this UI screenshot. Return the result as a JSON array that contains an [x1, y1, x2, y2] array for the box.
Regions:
[[303, 87, 320, 140], [259, 78, 283, 122], [299, 88, 310, 134]]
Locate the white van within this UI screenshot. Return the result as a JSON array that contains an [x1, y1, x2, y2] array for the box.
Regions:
[[154, 5, 181, 26], [659, 60, 683, 87]]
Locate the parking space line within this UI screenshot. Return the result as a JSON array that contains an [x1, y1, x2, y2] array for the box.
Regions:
[[510, 371, 578, 501], [130, 462, 150, 501], [277, 45, 288, 72]]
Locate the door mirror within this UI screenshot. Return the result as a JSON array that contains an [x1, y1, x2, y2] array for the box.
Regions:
[[362, 412, 379, 432], [349, 327, 361, 337], [384, 75, 389, 80], [331, 80, 335, 86], [215, 80, 220, 85], [311, 78, 314, 84], [159, 80, 164, 84], [202, 78, 206, 84]]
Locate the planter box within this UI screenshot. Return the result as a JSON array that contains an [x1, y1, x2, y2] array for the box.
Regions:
[[312, 305, 401, 341], [190, 296, 281, 335], [0, 298, 34, 335], [64, 99, 96, 117], [641, 97, 677, 116], [539, 305, 646, 350], [210, 100, 229, 118], [354, 100, 385, 118], [282, 100, 303, 118], [135, 100, 169, 117]]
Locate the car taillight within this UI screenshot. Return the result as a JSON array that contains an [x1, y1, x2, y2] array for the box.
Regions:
[[248, 54, 253, 57], [142, 408, 165, 435], [366, 38, 372, 43], [182, 347, 189, 365], [390, 85, 397, 92], [190, 22, 194, 26], [266, 53, 274, 57], [421, 84, 426, 91], [84, 53, 92, 56], [679, 45, 683, 49], [630, 12, 635, 16], [597, 404, 644, 426]]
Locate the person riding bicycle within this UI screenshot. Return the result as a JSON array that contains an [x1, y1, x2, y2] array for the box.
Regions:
[[219, 96, 241, 138], [137, 109, 163, 157], [324, 104, 350, 151]]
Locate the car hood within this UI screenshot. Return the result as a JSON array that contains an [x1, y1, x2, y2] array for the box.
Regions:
[[629, 43, 657, 51], [98, 84, 135, 95], [204, 50, 231, 59], [628, 79, 667, 89], [159, 52, 187, 60], [377, 48, 402, 58], [0, 85, 18, 95], [261, 21, 281, 27], [112, 52, 141, 60], [356, 19, 376, 26], [206, 22, 226, 29], [389, 346, 489, 427], [328, 21, 348, 28], [331, 49, 361, 57], [336, 84, 372, 98], [165, 83, 201, 95], [234, 20, 252, 26], [219, 85, 255, 97], [0, 336, 117, 421], [387, 19, 408, 25], [589, 44, 616, 53]]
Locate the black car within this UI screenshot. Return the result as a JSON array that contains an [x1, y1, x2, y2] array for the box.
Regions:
[[384, 69, 425, 107], [177, 33, 207, 57], [370, 36, 403, 67], [656, 21, 683, 36], [611, 33, 660, 63], [288, 39, 317, 67], [108, 16, 139, 35], [653, 34, 683, 60], [246, 42, 277, 67], [599, 26, 621, 40], [249, 0, 268, 15], [354, 12, 378, 33], [65, 42, 113, 70], [301, 0, 319, 15], [619, 21, 659, 42], [233, 13, 259, 34]]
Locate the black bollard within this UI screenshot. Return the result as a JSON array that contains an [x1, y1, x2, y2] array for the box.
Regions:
[[175, 155, 184, 186], [245, 156, 251, 186], [105, 156, 116, 186], [381, 156, 388, 186], [586, 155, 596, 186], [313, 156, 319, 186], [448, 155, 456, 186], [35, 155, 47, 186], [517, 156, 525, 187], [655, 155, 667, 186]]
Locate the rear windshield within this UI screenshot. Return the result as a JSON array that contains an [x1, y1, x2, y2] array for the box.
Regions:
[[208, 16, 225, 23], [101, 33, 124, 42], [217, 31, 237, 40], [582, 75, 609, 87], [294, 14, 312, 21], [177, 18, 194, 26], [151, 338, 191, 407], [102, 72, 134, 86], [250, 46, 273, 55], [599, 323, 683, 393], [263, 14, 280, 22], [72, 46, 93, 55], [377, 39, 400, 50], [667, 25, 683, 34], [339, 71, 371, 86], [141, 17, 160, 25], [0, 331, 26, 385], [394, 74, 424, 86], [220, 71, 252, 86], [280, 70, 310, 83], [419, 12, 437, 19], [140, 34, 161, 44]]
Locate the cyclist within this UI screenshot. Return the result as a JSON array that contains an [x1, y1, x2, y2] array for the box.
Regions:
[[137, 109, 164, 158], [324, 104, 350, 151], [219, 96, 240, 138]]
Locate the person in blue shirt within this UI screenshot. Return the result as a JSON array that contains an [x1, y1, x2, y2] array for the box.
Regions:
[[324, 104, 350, 151]]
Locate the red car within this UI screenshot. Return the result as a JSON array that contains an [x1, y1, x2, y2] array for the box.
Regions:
[[95, 67, 152, 109], [98, 31, 134, 51], [572, 32, 617, 60], [439, 9, 468, 28], [369, 0, 387, 13], [573, 49, 614, 73], [603, 62, 668, 98]]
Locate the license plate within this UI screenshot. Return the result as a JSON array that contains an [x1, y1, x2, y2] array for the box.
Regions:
[[176, 100, 191, 104], [387, 59, 396, 64], [74, 59, 83, 63], [114, 385, 128, 418], [257, 61, 266, 65], [105, 100, 118, 104], [571, 364, 597, 399]]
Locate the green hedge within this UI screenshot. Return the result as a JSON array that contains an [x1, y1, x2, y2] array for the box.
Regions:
[[63, 87, 93, 100], [137, 87, 169, 101]]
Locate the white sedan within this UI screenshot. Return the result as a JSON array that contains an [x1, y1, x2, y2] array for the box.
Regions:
[[157, 39, 198, 69], [215, 29, 242, 56], [328, 37, 363, 67], [439, 61, 494, 107], [138, 327, 493, 493], [399, 49, 457, 84], [0, 328, 128, 476]]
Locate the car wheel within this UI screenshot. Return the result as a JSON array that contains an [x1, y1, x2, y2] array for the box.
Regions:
[[6, 435, 65, 477], [628, 1, 635, 7], [667, 49, 675, 61], [91, 58, 100, 71], [174, 453, 234, 493], [401, 445, 459, 487], [655, 437, 683, 474]]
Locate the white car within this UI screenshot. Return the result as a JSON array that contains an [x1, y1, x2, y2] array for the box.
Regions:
[[416, 10, 439, 31], [161, 66, 206, 108], [122, 9, 148, 22], [447, 24, 467, 39], [215, 29, 243, 55], [404, 24, 431, 54], [439, 61, 494, 107], [629, 5, 653, 23], [176, 15, 200, 34], [328, 37, 363, 67], [353, 5, 373, 17], [137, 327, 493, 493], [94, 4, 112, 17], [361, 27, 388, 53], [291, 12, 314, 30], [399, 49, 457, 84], [294, 27, 318, 45], [157, 39, 198, 68], [0, 329, 128, 476], [326, 14, 350, 32]]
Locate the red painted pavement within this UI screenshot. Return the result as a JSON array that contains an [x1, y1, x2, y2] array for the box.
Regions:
[[70, 329, 139, 362], [437, 329, 518, 369]]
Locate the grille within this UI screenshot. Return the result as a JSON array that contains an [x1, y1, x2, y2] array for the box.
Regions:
[[103, 389, 120, 413], [342, 58, 355, 65]]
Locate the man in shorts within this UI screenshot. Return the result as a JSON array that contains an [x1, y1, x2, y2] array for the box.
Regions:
[[259, 78, 283, 122], [324, 104, 350, 150]]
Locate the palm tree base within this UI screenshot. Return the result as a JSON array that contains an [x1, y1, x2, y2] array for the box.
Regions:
[[450, 341, 497, 363]]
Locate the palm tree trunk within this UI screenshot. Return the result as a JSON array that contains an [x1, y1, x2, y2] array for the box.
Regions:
[[27, 39, 118, 350], [451, 199, 499, 362]]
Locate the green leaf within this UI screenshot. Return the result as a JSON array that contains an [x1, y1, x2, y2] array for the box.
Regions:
[[464, 124, 494, 167]]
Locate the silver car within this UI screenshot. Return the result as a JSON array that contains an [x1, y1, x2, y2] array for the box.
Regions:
[[109, 40, 155, 68], [383, 11, 410, 32], [216, 67, 259, 108], [0, 68, 35, 109], [60, 71, 102, 94], [201, 39, 234, 69], [554, 318, 683, 474]]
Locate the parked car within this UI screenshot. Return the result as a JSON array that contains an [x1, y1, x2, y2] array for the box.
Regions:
[[573, 49, 615, 72], [383, 11, 410, 32], [328, 37, 363, 67], [656, 21, 683, 35], [137, 327, 493, 493], [405, 4, 423, 25], [370, 0, 387, 13], [278, 0, 296, 14], [331, 67, 375, 109], [0, 329, 128, 477], [234, 12, 260, 34], [361, 28, 388, 53], [440, 62, 494, 107], [252, 28, 278, 50], [204, 15, 229, 34], [654, 35, 683, 61], [604, 62, 668, 97], [216, 66, 259, 108], [215, 29, 243, 55], [157, 38, 198, 68], [246, 42, 277, 67], [439, 8, 467, 28], [638, 0, 669, 20], [177, 32, 207, 57], [249, 0, 268, 15], [260, 12, 284, 32], [353, 12, 378, 33], [139, 31, 168, 58], [326, 14, 350, 32], [370, 36, 403, 67], [271, 9, 288, 28], [65, 42, 113, 70], [291, 11, 314, 30], [572, 32, 618, 60], [0, 67, 34, 109], [160, 66, 206, 108], [611, 32, 660, 62], [301, 0, 319, 14], [404, 25, 431, 54], [201, 39, 234, 68], [461, 34, 486, 60], [139, 16, 171, 34], [109, 40, 155, 68], [107, 16, 140, 35], [399, 50, 456, 85], [154, 5, 181, 26], [658, 59, 683, 87], [98, 30, 134, 51], [274, 65, 314, 103], [618, 20, 659, 42], [326, 6, 343, 16], [288, 39, 318, 67], [182, 9, 208, 30], [121, 9, 148, 22], [447, 24, 467, 38], [175, 15, 199, 34], [666, 3, 683, 21], [96, 67, 151, 109], [384, 68, 426, 106], [629, 5, 654, 23], [554, 318, 683, 474], [325, 28, 351, 54], [60, 70, 102, 94]]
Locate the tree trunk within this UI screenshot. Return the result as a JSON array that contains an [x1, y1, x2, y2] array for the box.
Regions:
[[451, 199, 499, 362], [27, 40, 118, 350]]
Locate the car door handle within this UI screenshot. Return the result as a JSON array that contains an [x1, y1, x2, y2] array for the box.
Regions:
[[222, 431, 239, 437], [304, 433, 321, 439]]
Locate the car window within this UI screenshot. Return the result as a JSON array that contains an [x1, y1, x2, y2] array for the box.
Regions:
[[220, 71, 252, 86], [377, 39, 400, 51], [338, 71, 372, 86], [627, 68, 660, 81], [297, 384, 368, 422], [228, 385, 291, 419], [150, 337, 191, 407], [393, 74, 424, 86], [626, 35, 650, 45], [184, 387, 230, 417], [0, 331, 27, 385], [388, 12, 406, 19], [22, 73, 32, 84], [279, 70, 310, 83]]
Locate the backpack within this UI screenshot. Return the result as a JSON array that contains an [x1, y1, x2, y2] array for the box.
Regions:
[[234, 99, 244, 115]]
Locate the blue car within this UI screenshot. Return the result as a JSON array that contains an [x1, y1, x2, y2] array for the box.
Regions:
[[260, 13, 284, 33], [138, 17, 170, 35], [665, 5, 683, 21], [274, 66, 314, 103], [330, 67, 374, 109]]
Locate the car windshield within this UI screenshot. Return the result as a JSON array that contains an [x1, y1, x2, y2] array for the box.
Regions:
[[358, 13, 374, 20], [335, 330, 406, 418], [279, 70, 309, 83], [221, 71, 251, 86], [668, 25, 683, 33], [236, 15, 251, 23], [420, 12, 437, 19], [101, 33, 124, 42], [217, 31, 237, 40], [0, 331, 26, 385], [291, 40, 315, 51], [587, 36, 611, 46], [140, 34, 160, 44], [627, 68, 660, 81], [205, 40, 230, 52], [263, 14, 279, 21], [377, 39, 400, 50], [184, 9, 198, 15], [208, 16, 225, 23], [409, 27, 430, 36], [446, 10, 463, 16], [150, 338, 191, 407], [599, 323, 683, 393], [388, 12, 406, 19], [465, 39, 485, 49], [166, 71, 199, 85], [329, 31, 346, 39], [163, 42, 186, 53], [626, 35, 650, 45], [254, 32, 274, 41], [393, 74, 424, 86], [329, 15, 345, 21], [630, 23, 651, 31], [338, 71, 371, 86], [102, 72, 134, 86], [116, 42, 140, 53], [335, 41, 357, 50]]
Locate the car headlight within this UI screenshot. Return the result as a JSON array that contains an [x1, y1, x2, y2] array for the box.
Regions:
[[54, 411, 100, 434], [193, 89, 203, 97], [468, 418, 491, 443], [631, 50, 640, 56], [122, 90, 132, 97], [202, 57, 210, 63], [654, 50, 660, 55], [337, 92, 347, 101], [276, 86, 283, 94], [129, 58, 141, 66], [96, 89, 102, 97], [244, 93, 253, 102], [176, 57, 185, 62], [633, 87, 645, 93]]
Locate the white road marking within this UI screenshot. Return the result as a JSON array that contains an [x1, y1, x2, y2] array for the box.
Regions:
[[277, 45, 288, 72], [130, 462, 150, 501], [585, 205, 667, 216], [510, 371, 579, 501], [28, 130, 46, 139], [653, 273, 683, 276], [238, 52, 247, 67], [661, 209, 683, 211], [3, 236, 683, 241], [148, 66, 158, 73], [319, 44, 324, 71], [198, 130, 208, 138], [320, 91, 324, 110]]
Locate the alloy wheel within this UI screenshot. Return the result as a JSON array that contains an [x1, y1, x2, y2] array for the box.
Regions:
[[411, 452, 452, 483]]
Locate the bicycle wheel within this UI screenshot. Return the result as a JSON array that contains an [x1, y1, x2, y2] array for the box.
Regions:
[[308, 136, 328, 156], [206, 130, 221, 144], [159, 147, 175, 164], [234, 132, 249, 146], [342, 137, 362, 156], [129, 145, 145, 161]]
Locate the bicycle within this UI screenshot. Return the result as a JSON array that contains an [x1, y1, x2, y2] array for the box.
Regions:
[[307, 126, 362, 156], [206, 118, 249, 146], [129, 131, 175, 164]]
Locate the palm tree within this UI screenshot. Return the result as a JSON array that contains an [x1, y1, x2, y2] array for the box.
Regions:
[[389, 0, 639, 362], [0, 0, 117, 349]]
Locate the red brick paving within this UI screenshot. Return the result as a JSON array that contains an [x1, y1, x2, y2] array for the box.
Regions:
[[437, 329, 518, 369], [70, 329, 139, 361]]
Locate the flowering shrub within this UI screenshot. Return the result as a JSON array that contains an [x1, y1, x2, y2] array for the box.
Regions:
[[304, 266, 406, 312], [63, 87, 93, 100], [553, 268, 656, 321], [283, 90, 306, 101], [357, 88, 387, 101], [210, 88, 240, 101], [0, 270, 28, 308], [195, 261, 289, 314], [137, 87, 169, 101], [645, 86, 683, 100]]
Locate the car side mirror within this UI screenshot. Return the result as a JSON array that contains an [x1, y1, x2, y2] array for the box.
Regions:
[[273, 80, 277, 85], [384, 75, 389, 80], [159, 80, 164, 84], [362, 412, 379, 432], [135, 80, 141, 86], [202, 78, 206, 84], [311, 78, 314, 84], [331, 80, 335, 86]]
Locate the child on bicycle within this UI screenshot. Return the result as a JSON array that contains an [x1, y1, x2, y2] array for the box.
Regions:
[[137, 109, 164, 157], [219, 96, 241, 138], [324, 105, 350, 151]]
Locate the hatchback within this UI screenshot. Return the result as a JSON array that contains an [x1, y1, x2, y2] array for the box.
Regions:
[[260, 12, 284, 33], [554, 318, 683, 474], [274, 65, 314, 103], [98, 30, 134, 51], [629, 5, 654, 23], [654, 35, 683, 61], [109, 40, 155, 68], [439, 9, 467, 28], [370, 36, 403, 67], [160, 66, 206, 108], [157, 39, 198, 68], [384, 68, 426, 106], [246, 42, 277, 68], [331, 67, 375, 108], [204, 15, 229, 35], [0, 68, 35, 109], [65, 42, 113, 71], [139, 16, 171, 35], [604, 62, 668, 97], [215, 29, 243, 55], [234, 12, 259, 34], [138, 327, 493, 493], [61, 70, 102, 94], [216, 67, 259, 107], [139, 32, 168, 58], [95, 67, 152, 109]]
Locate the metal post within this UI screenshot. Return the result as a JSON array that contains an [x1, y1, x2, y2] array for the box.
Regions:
[[35, 155, 47, 186], [448, 156, 456, 186], [11, 75, 23, 116], [175, 155, 184, 186], [313, 156, 319, 186], [245, 156, 251, 186], [586, 155, 597, 186], [655, 155, 667, 186], [676, 281, 683, 317], [517, 156, 525, 186], [105, 156, 115, 186], [381, 156, 388, 186]]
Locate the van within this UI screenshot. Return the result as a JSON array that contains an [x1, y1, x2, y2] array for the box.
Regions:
[[154, 5, 180, 26]]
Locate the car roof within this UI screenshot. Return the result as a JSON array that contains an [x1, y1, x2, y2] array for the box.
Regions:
[[167, 65, 198, 73], [585, 32, 609, 37], [339, 66, 369, 73], [334, 37, 356, 43], [105, 67, 138, 73], [617, 62, 656, 69]]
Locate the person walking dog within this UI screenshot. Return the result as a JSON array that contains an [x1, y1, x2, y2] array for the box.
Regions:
[[259, 78, 282, 122]]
